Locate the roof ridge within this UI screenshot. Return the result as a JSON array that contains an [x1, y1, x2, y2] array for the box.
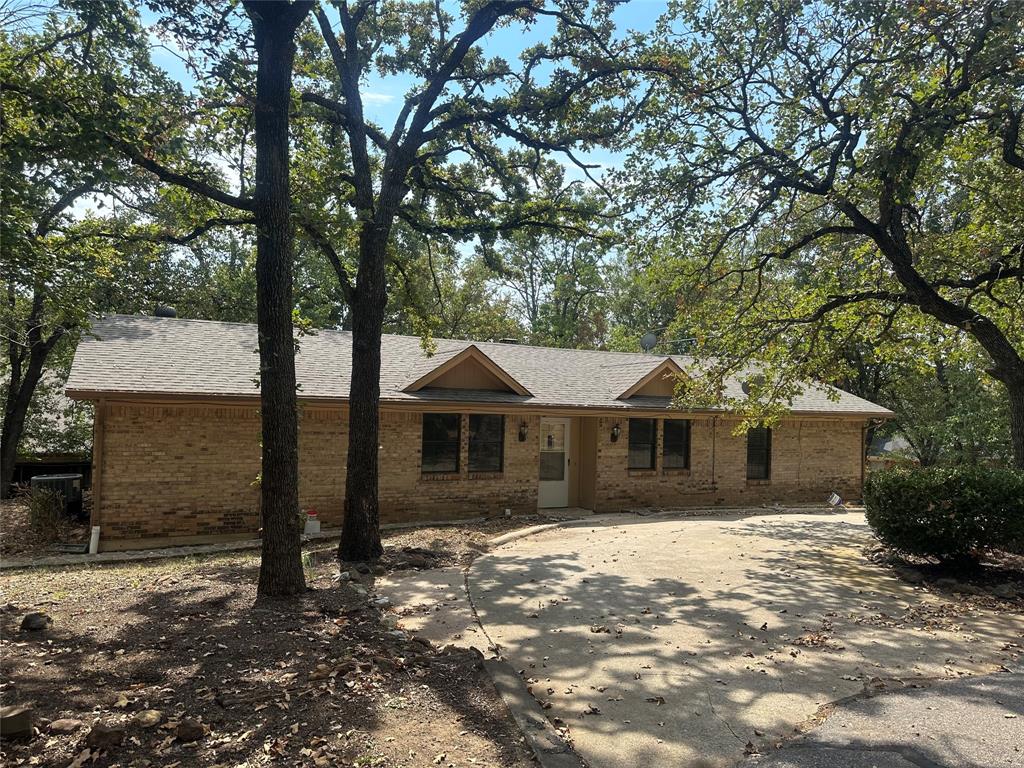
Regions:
[[103, 314, 689, 361]]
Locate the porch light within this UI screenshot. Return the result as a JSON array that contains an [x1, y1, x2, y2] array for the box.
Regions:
[[518, 422, 529, 442], [610, 423, 621, 442]]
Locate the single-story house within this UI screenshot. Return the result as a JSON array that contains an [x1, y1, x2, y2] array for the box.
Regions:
[[65, 314, 893, 551]]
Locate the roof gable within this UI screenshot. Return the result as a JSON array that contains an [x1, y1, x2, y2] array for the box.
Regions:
[[403, 344, 532, 396], [618, 358, 687, 400]]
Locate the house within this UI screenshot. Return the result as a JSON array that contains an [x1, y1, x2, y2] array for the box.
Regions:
[[65, 314, 893, 551]]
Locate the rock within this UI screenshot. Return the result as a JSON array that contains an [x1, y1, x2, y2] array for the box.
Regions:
[[371, 597, 391, 608], [354, 562, 371, 575], [894, 567, 925, 584], [19, 612, 51, 632], [86, 721, 125, 749], [992, 583, 1018, 600], [371, 564, 387, 576], [132, 710, 162, 728], [0, 705, 33, 739], [175, 718, 206, 742], [48, 718, 84, 734]]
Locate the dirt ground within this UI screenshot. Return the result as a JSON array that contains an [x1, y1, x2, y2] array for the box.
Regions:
[[0, 518, 546, 768]]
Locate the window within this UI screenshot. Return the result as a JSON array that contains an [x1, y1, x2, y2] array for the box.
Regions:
[[469, 414, 504, 472], [422, 413, 460, 473], [628, 418, 657, 470], [663, 419, 691, 469], [746, 427, 772, 480]]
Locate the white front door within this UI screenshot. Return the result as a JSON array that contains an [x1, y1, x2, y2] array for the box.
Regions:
[[538, 418, 570, 508]]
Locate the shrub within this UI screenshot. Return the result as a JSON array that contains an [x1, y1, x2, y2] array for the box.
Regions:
[[25, 487, 66, 542], [864, 465, 1024, 564]]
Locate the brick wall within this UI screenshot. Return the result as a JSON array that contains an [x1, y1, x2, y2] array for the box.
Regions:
[[94, 401, 864, 549], [95, 402, 539, 547], [590, 416, 863, 511], [378, 411, 539, 524]]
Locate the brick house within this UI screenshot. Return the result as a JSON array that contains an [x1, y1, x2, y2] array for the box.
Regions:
[[66, 315, 892, 551]]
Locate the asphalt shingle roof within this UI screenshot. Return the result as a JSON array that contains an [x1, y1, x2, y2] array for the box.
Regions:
[[65, 314, 893, 417]]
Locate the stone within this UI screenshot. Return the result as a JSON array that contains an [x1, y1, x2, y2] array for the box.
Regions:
[[48, 718, 84, 734], [371, 564, 387, 576], [0, 705, 33, 739], [354, 562, 371, 575], [992, 583, 1018, 600], [338, 571, 352, 582], [86, 721, 125, 749], [175, 718, 206, 742], [132, 710, 162, 728], [19, 612, 51, 632]]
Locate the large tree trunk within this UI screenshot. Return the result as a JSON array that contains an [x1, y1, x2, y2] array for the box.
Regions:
[[1, 295, 64, 498], [339, 227, 387, 562], [0, 372, 37, 498], [245, 1, 312, 597], [1002, 377, 1024, 470]]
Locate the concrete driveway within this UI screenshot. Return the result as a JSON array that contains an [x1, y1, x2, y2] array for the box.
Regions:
[[466, 511, 1024, 768]]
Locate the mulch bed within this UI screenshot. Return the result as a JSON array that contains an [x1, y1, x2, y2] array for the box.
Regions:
[[865, 542, 1024, 610], [0, 525, 539, 768]]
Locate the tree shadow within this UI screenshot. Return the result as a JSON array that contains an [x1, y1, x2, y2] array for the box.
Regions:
[[0, 552, 531, 767], [466, 514, 1024, 768]]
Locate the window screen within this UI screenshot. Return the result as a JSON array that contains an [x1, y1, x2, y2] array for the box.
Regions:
[[628, 418, 657, 469], [746, 426, 772, 480], [422, 413, 460, 473], [663, 419, 691, 469], [468, 414, 504, 472]]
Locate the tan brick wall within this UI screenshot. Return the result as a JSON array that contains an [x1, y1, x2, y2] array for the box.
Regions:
[[590, 416, 863, 511], [94, 401, 864, 548], [95, 402, 539, 545], [378, 411, 540, 524]]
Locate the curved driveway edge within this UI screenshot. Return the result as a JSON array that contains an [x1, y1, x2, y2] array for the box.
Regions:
[[466, 511, 1024, 768]]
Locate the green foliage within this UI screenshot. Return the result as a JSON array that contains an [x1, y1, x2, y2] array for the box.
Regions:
[[621, 0, 1024, 459], [864, 466, 1024, 563]]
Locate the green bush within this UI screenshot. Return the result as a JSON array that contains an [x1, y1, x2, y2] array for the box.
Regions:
[[864, 465, 1024, 563]]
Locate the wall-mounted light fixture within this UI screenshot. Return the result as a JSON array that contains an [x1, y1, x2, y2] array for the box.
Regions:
[[610, 423, 621, 442], [518, 422, 529, 442]]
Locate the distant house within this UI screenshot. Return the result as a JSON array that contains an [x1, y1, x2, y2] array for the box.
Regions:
[[66, 315, 893, 551], [867, 433, 919, 472]]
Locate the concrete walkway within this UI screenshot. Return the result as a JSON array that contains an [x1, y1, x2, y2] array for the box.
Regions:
[[460, 511, 1024, 768]]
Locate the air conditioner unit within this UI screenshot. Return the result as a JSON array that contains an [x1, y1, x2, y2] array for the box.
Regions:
[[29, 473, 84, 520]]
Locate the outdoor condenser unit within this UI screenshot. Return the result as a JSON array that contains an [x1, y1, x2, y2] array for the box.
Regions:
[[29, 473, 84, 520]]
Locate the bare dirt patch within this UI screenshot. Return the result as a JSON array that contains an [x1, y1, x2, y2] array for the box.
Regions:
[[0, 536, 536, 768]]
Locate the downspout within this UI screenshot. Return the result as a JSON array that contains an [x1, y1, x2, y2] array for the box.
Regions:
[[711, 415, 718, 491], [89, 399, 106, 554]]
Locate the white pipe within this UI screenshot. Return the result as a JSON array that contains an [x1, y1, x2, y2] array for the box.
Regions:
[[89, 526, 100, 555]]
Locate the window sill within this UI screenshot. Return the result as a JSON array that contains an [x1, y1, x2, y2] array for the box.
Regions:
[[421, 472, 461, 481], [628, 468, 658, 477], [746, 479, 771, 486], [662, 468, 691, 477], [468, 471, 504, 480]]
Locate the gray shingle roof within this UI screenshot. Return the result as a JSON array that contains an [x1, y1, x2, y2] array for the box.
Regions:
[[65, 314, 893, 417]]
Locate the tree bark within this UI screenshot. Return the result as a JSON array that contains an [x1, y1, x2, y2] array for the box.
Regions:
[[999, 376, 1024, 470], [1, 366, 41, 498], [1, 291, 66, 498], [338, 226, 387, 562], [244, 0, 312, 597]]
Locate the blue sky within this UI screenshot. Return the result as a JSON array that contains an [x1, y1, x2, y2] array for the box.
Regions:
[[145, 1, 668, 179]]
